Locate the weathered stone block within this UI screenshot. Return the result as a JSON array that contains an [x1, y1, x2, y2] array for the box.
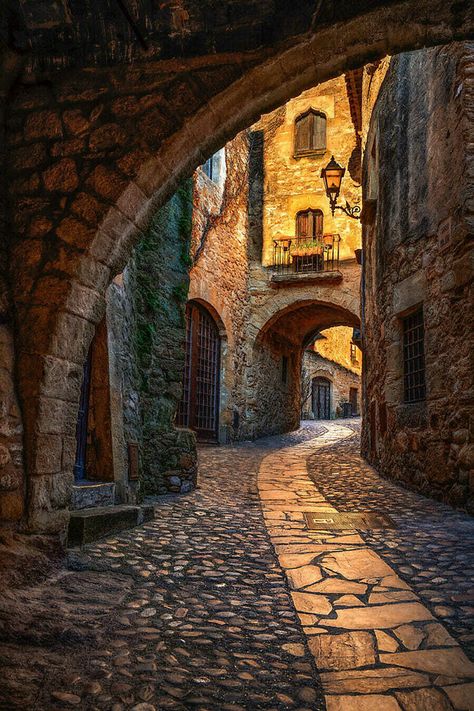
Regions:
[[24, 110, 63, 140], [42, 158, 79, 193]]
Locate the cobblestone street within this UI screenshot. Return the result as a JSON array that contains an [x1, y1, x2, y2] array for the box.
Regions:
[[1, 421, 474, 710], [307, 425, 474, 662], [0, 424, 326, 711]]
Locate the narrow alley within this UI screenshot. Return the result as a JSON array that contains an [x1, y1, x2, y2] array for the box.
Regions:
[[1, 422, 473, 710]]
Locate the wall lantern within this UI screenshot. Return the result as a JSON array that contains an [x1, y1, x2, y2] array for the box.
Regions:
[[321, 156, 361, 219]]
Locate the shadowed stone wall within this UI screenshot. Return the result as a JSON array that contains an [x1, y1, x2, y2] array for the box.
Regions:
[[107, 182, 197, 496], [362, 43, 474, 511]]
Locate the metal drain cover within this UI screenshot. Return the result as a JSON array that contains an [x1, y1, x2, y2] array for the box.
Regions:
[[304, 511, 396, 530]]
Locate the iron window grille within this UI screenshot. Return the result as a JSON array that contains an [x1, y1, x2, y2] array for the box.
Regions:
[[402, 308, 426, 403]]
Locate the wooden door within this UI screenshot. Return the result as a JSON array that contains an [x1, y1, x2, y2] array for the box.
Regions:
[[296, 209, 323, 239], [177, 302, 221, 442], [312, 377, 331, 420]]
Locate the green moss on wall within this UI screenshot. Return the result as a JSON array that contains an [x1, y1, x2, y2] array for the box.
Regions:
[[129, 179, 196, 494]]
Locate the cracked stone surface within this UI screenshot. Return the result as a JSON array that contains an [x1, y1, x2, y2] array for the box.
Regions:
[[258, 420, 474, 710], [306, 425, 474, 662]]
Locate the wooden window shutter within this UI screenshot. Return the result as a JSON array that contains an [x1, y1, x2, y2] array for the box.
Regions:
[[311, 113, 326, 151], [296, 211, 309, 237], [314, 209, 323, 237], [295, 114, 311, 154]]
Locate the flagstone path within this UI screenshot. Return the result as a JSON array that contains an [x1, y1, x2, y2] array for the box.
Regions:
[[258, 421, 474, 711]]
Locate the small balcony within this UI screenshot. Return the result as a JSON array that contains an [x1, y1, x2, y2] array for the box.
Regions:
[[271, 234, 342, 285]]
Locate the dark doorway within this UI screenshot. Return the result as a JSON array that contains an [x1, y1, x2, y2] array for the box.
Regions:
[[312, 377, 331, 420], [73, 319, 114, 482], [177, 301, 221, 442], [74, 348, 92, 481]]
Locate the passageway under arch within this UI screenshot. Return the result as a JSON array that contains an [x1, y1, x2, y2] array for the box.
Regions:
[[1, 1, 473, 532]]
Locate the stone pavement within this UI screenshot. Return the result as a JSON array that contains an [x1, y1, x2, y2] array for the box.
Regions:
[[307, 424, 474, 662], [1, 420, 473, 710], [259, 420, 474, 711], [0, 424, 327, 711]]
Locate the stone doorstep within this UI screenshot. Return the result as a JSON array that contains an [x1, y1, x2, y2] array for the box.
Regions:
[[72, 481, 116, 510], [68, 504, 155, 547]]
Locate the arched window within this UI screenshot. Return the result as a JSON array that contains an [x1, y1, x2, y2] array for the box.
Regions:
[[296, 208, 324, 239], [294, 110, 326, 156], [176, 301, 221, 441]]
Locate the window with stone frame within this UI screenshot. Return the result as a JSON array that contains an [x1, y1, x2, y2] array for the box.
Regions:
[[294, 109, 326, 156], [402, 307, 426, 403], [296, 208, 323, 239]]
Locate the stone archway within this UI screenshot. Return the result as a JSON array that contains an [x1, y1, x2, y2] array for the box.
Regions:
[[3, 2, 474, 532], [245, 299, 360, 439]]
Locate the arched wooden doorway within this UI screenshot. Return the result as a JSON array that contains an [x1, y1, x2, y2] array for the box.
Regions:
[[312, 377, 331, 420], [177, 302, 221, 442], [73, 318, 114, 483]]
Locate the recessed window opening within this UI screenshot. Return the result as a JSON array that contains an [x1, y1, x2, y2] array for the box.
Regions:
[[350, 342, 358, 363], [294, 109, 326, 156], [296, 208, 324, 239], [402, 308, 426, 403], [201, 148, 226, 186]]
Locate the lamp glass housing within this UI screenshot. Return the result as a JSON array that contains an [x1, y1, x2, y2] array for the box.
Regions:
[[321, 156, 345, 198]]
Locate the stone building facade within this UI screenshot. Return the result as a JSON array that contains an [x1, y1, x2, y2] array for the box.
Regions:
[[361, 43, 474, 511], [302, 327, 362, 420], [244, 79, 362, 437], [182, 79, 362, 443]]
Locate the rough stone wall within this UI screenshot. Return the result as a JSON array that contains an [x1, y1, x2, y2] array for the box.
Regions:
[[312, 326, 361, 375], [253, 79, 362, 265], [189, 134, 252, 442], [0, 52, 26, 526], [247, 339, 302, 439], [362, 44, 474, 511], [107, 183, 197, 496]]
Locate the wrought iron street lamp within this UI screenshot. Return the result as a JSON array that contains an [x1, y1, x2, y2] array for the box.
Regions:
[[321, 156, 361, 219]]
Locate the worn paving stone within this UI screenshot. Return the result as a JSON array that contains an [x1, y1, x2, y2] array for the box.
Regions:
[[258, 419, 474, 710], [307, 425, 474, 661]]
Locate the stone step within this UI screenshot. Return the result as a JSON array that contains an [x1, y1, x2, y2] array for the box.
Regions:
[[72, 481, 116, 510], [68, 504, 155, 547]]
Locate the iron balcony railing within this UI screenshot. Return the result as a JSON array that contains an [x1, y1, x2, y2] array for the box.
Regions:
[[272, 233, 341, 274]]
